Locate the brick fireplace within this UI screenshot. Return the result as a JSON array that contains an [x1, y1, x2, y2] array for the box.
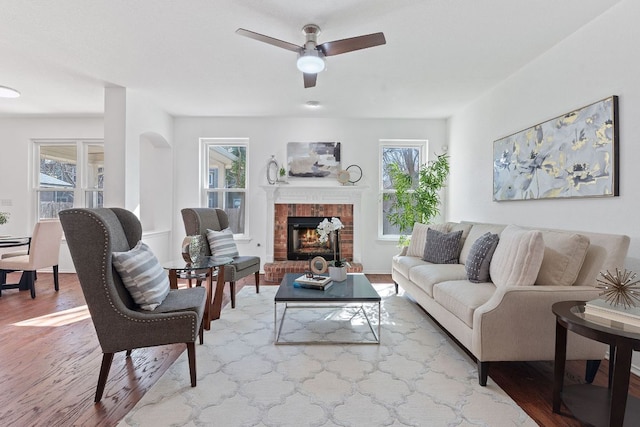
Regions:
[[262, 184, 366, 282], [274, 203, 353, 261]]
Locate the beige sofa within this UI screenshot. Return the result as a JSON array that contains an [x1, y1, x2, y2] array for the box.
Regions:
[[392, 221, 630, 386]]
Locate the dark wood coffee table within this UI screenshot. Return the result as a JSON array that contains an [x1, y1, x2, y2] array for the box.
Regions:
[[274, 273, 381, 345]]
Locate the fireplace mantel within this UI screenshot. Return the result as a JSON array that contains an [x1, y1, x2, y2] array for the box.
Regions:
[[262, 184, 368, 263]]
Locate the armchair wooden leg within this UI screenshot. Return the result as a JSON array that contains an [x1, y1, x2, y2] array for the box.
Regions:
[[0, 270, 5, 297], [53, 265, 59, 291], [255, 271, 260, 293], [230, 282, 236, 309], [199, 321, 204, 345], [187, 342, 197, 387], [125, 349, 133, 357], [95, 353, 114, 402]]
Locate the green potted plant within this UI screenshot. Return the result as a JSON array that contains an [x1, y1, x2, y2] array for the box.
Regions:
[[0, 212, 9, 226], [385, 154, 450, 245]]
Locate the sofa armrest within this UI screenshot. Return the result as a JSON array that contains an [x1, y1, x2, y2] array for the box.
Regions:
[[472, 285, 605, 361]]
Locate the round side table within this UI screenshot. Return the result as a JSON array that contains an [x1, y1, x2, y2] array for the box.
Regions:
[[552, 300, 640, 427]]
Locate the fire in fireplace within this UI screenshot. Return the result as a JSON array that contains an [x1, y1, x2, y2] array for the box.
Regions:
[[287, 216, 339, 261]]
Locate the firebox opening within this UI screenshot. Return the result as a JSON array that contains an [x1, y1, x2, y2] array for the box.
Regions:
[[287, 216, 340, 261]]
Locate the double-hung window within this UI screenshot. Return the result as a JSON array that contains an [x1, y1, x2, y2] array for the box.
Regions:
[[35, 140, 104, 219], [379, 139, 426, 238], [201, 138, 248, 235]]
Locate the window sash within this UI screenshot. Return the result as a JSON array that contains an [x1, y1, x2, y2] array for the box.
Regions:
[[201, 139, 249, 236], [379, 140, 427, 239]]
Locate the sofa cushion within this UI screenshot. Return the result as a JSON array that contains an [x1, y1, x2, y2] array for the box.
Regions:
[[393, 255, 430, 279], [448, 222, 474, 256], [206, 228, 239, 258], [406, 222, 450, 257], [489, 225, 545, 287], [112, 240, 170, 311], [422, 229, 463, 264], [409, 264, 468, 297], [465, 232, 500, 283], [459, 223, 507, 265], [433, 280, 496, 327], [536, 231, 590, 286]]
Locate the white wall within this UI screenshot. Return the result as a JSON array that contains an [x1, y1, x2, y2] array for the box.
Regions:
[[172, 117, 447, 273], [447, 0, 640, 267]]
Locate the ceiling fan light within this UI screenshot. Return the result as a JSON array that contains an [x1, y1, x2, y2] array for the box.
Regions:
[[297, 52, 325, 74], [0, 85, 20, 98]]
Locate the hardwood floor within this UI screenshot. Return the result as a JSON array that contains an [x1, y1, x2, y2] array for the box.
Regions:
[[1, 272, 637, 426]]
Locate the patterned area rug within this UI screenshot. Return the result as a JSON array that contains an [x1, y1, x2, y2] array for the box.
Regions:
[[119, 284, 536, 426]]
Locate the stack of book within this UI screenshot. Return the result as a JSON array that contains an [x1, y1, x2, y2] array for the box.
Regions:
[[293, 274, 333, 290], [584, 298, 640, 328]]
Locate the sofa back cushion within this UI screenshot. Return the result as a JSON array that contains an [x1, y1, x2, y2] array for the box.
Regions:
[[406, 222, 450, 257], [422, 229, 464, 264], [459, 222, 507, 265], [489, 225, 545, 287], [536, 231, 590, 286]]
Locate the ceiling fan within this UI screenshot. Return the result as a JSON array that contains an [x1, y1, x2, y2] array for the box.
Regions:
[[236, 24, 386, 88]]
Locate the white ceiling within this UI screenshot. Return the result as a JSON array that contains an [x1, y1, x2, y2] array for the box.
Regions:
[[0, 0, 621, 119]]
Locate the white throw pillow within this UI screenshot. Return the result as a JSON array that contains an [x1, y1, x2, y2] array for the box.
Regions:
[[489, 225, 545, 287], [112, 241, 170, 311], [536, 231, 590, 286], [206, 228, 239, 258], [406, 222, 450, 257]]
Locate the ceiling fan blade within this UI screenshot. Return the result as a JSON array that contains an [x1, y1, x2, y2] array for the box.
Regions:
[[303, 73, 317, 88], [318, 32, 386, 56], [236, 28, 301, 53]]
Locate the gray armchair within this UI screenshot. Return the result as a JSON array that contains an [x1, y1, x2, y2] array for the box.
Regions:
[[59, 208, 207, 402], [181, 208, 260, 309]]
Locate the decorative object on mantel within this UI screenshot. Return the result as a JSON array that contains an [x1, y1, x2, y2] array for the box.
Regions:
[[309, 256, 328, 274], [316, 217, 349, 281], [493, 95, 619, 201], [278, 166, 288, 184], [287, 142, 341, 179], [266, 155, 279, 185], [337, 169, 350, 185], [0, 212, 9, 225], [595, 268, 640, 309], [346, 164, 362, 184], [181, 235, 207, 264]]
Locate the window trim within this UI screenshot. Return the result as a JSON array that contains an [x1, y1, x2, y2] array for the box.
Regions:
[[33, 138, 104, 221], [378, 139, 428, 240], [200, 138, 249, 238]]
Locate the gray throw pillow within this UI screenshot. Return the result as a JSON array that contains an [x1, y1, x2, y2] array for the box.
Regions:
[[465, 232, 500, 283], [112, 240, 170, 310], [422, 229, 463, 264]]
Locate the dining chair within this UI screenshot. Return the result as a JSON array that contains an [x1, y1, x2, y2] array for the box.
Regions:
[[0, 220, 63, 298], [59, 207, 207, 402]]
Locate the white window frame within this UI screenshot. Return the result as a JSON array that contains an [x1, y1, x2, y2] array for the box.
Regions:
[[200, 138, 249, 238], [33, 139, 104, 220], [378, 139, 427, 240]]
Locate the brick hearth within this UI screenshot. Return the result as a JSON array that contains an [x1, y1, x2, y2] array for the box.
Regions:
[[263, 261, 363, 283]]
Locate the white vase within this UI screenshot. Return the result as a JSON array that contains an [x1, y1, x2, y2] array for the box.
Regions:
[[329, 266, 347, 282]]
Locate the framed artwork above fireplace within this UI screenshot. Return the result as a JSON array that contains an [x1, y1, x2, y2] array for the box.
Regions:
[[287, 142, 341, 179]]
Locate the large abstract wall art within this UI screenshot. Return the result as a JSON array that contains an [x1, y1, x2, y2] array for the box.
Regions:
[[493, 96, 619, 201]]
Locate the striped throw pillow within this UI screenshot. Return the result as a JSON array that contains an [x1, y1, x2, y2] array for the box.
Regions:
[[112, 241, 170, 310], [206, 228, 239, 258]]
